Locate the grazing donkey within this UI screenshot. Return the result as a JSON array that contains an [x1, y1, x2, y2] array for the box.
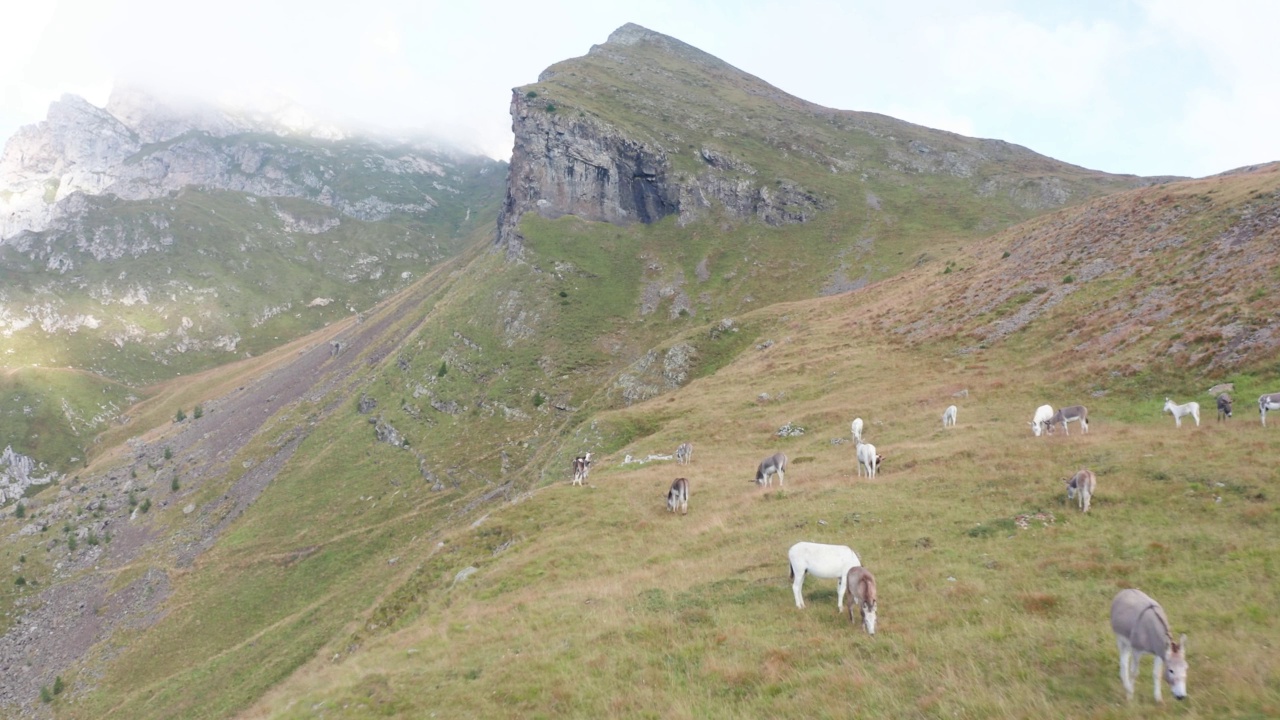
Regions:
[[1163, 398, 1200, 428], [855, 440, 880, 479], [1064, 469, 1097, 513], [942, 404, 958, 428], [851, 417, 864, 443], [1030, 404, 1054, 437], [1110, 588, 1189, 702], [666, 477, 689, 515], [675, 442, 693, 465], [1216, 393, 1233, 421], [1259, 392, 1280, 426], [788, 541, 861, 611], [571, 452, 593, 486], [1046, 405, 1089, 435], [755, 452, 787, 487], [843, 566, 878, 635]]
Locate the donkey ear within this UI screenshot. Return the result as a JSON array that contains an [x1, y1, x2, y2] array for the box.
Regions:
[[1178, 633, 1187, 651]]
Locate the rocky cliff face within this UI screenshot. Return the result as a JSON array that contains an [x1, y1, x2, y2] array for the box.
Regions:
[[498, 90, 678, 257], [497, 26, 829, 258], [0, 445, 57, 504]]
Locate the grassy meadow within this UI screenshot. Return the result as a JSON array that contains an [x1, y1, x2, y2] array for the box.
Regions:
[[31, 167, 1279, 719], [232, 289, 1280, 719]]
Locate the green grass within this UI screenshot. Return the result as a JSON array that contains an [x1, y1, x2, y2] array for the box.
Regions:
[[243, 328, 1280, 718]]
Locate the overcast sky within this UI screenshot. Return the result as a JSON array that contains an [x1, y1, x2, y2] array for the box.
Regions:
[[1, 0, 1276, 178]]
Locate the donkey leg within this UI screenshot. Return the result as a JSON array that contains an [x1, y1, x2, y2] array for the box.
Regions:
[[1152, 655, 1164, 702], [837, 573, 848, 613], [792, 570, 806, 609], [1117, 639, 1134, 700]]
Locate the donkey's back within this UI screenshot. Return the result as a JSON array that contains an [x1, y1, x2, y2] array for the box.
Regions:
[[1111, 589, 1170, 652]]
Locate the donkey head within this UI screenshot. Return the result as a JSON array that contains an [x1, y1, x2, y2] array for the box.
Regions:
[[1166, 634, 1189, 700], [1063, 476, 1078, 500], [860, 599, 878, 635]]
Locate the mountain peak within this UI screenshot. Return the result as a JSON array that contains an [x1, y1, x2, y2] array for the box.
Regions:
[[590, 23, 729, 70], [603, 22, 674, 46]]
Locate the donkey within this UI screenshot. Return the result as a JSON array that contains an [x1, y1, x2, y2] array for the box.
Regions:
[[942, 404, 958, 428], [843, 566, 878, 635], [1162, 398, 1200, 428], [1046, 405, 1089, 435], [675, 442, 693, 465], [1110, 588, 1189, 702], [850, 417, 864, 443], [1216, 393, 1233, 421], [855, 440, 880, 479], [1064, 468, 1096, 513], [571, 452, 593, 486], [1259, 392, 1280, 426], [1030, 404, 1054, 437], [666, 477, 689, 515], [788, 541, 861, 611], [755, 452, 787, 487]]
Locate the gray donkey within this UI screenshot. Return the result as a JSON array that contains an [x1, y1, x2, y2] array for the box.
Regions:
[[1110, 588, 1188, 702]]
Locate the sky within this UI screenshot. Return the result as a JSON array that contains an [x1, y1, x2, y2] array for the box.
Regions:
[[1, 0, 1276, 178]]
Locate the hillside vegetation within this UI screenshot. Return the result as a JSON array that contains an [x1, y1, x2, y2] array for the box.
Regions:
[[0, 164, 1274, 719], [2, 25, 1279, 720]]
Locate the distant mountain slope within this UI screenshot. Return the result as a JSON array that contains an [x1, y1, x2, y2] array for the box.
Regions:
[[0, 90, 506, 473]]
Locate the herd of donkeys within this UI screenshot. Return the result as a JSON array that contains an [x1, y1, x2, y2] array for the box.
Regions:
[[564, 388, 1280, 703]]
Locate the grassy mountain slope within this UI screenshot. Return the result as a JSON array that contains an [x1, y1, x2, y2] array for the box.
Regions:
[[3, 163, 1274, 719], [234, 164, 1279, 719], [3, 26, 1278, 720]]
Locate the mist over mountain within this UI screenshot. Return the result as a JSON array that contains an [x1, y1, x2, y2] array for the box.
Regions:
[[0, 86, 506, 477]]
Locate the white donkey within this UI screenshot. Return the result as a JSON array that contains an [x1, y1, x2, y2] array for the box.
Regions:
[[855, 439, 880, 479], [675, 442, 693, 465], [850, 417, 864, 443], [1260, 392, 1280, 426], [942, 404, 958, 428], [1110, 588, 1189, 702], [755, 452, 787, 487], [665, 477, 689, 515], [1162, 398, 1200, 428], [571, 452, 593, 486], [843, 566, 878, 635], [1064, 468, 1096, 513], [788, 541, 861, 611], [1030, 404, 1054, 437]]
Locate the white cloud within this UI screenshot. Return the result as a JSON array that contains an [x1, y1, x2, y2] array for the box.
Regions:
[[1141, 0, 1280, 173], [0, 0, 1276, 175]]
